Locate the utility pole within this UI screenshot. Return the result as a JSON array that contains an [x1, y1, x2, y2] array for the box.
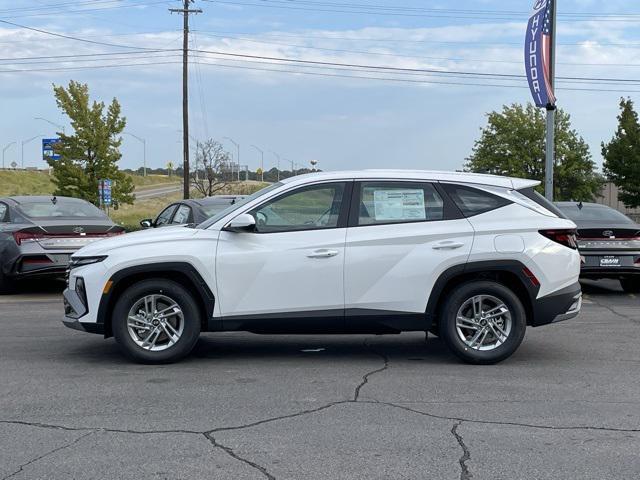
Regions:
[[544, 0, 557, 201], [170, 0, 201, 199]]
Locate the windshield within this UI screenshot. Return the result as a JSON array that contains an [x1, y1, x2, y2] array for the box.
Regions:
[[17, 200, 107, 219], [197, 183, 283, 229], [557, 204, 634, 223]]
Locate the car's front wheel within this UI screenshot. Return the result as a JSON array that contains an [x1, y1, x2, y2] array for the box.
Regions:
[[620, 277, 640, 293], [112, 279, 201, 363], [440, 281, 527, 365]]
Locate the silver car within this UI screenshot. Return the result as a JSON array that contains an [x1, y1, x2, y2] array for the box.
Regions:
[[0, 196, 124, 293]]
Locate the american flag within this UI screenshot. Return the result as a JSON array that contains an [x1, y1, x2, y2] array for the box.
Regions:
[[541, 0, 556, 105]]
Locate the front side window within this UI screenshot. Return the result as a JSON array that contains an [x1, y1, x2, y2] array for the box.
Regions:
[[442, 184, 511, 217], [155, 205, 177, 226], [0, 203, 8, 222], [172, 204, 192, 224], [357, 182, 444, 226], [250, 183, 346, 233]]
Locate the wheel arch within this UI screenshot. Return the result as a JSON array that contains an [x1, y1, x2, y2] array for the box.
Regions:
[[426, 260, 539, 332], [97, 262, 216, 338]]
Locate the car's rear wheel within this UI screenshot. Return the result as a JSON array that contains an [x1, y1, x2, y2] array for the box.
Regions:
[[0, 269, 14, 295], [620, 277, 640, 293], [112, 279, 201, 363], [440, 281, 526, 365]]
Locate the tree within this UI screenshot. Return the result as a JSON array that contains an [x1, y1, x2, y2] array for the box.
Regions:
[[465, 103, 603, 201], [602, 98, 640, 208], [48, 81, 134, 205], [191, 139, 233, 197]]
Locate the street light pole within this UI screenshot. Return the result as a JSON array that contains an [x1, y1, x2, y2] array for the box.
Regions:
[[34, 117, 65, 134], [251, 145, 264, 182], [21, 134, 45, 169], [123, 132, 147, 177], [269, 151, 281, 181], [2, 141, 16, 169], [223, 136, 240, 181]]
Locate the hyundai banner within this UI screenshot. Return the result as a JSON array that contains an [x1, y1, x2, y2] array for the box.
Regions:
[[525, 0, 556, 108]]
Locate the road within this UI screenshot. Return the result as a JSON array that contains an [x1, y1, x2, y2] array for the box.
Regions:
[[1, 280, 639, 479], [134, 184, 182, 200]]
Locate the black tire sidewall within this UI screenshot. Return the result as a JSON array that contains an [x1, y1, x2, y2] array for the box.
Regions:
[[441, 281, 526, 365], [620, 278, 640, 293], [112, 279, 201, 363]]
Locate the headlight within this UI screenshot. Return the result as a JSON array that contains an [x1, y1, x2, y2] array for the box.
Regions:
[[69, 255, 107, 268]]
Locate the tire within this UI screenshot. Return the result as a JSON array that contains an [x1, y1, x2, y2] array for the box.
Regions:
[[0, 269, 14, 295], [112, 279, 201, 364], [440, 281, 527, 365], [620, 277, 640, 293]]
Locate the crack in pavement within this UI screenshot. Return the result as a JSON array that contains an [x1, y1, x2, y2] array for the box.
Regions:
[[590, 297, 639, 325], [451, 422, 472, 480], [204, 432, 276, 480], [2, 431, 95, 480], [353, 340, 390, 402]]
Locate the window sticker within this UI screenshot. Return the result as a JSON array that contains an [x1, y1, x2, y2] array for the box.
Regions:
[[373, 189, 426, 221]]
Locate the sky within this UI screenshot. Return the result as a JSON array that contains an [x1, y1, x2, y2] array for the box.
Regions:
[[1, 0, 639, 174]]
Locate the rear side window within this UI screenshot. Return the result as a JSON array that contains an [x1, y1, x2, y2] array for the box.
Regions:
[[518, 187, 567, 219], [357, 182, 444, 226], [442, 184, 511, 217]]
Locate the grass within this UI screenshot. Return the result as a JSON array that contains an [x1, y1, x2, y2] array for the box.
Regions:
[[0, 170, 179, 197]]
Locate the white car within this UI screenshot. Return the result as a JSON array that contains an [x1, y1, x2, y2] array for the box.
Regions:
[[63, 170, 582, 364]]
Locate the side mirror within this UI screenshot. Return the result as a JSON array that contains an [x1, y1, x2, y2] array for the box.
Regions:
[[140, 219, 153, 229], [225, 213, 256, 232]]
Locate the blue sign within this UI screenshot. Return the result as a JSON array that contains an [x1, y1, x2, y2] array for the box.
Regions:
[[99, 179, 112, 207], [42, 138, 61, 161], [524, 0, 556, 108]]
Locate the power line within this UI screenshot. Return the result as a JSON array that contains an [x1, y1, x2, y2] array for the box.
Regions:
[[0, 18, 160, 49], [0, 1, 174, 19]]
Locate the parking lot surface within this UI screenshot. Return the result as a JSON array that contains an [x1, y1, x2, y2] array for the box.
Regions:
[[1, 280, 639, 479]]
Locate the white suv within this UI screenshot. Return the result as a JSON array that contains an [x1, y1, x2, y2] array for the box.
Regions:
[[63, 170, 582, 364]]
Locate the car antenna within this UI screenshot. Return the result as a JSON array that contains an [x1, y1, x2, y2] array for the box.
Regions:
[[577, 201, 583, 210], [51, 196, 57, 205]]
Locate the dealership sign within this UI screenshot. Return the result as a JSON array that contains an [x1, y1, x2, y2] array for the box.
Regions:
[[42, 138, 61, 161], [525, 0, 556, 108]]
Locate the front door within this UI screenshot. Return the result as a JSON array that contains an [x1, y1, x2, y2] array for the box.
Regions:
[[216, 182, 351, 331]]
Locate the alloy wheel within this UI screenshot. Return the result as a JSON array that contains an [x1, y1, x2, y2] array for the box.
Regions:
[[455, 294, 512, 351], [126, 294, 184, 351]]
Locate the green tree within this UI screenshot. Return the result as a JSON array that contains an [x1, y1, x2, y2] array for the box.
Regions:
[[48, 81, 134, 205], [465, 103, 603, 201], [602, 98, 640, 208]]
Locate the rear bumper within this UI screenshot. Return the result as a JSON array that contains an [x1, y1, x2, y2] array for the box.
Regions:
[[579, 252, 640, 279], [531, 282, 582, 327]]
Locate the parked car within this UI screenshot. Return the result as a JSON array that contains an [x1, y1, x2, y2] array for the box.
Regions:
[[63, 170, 582, 365], [556, 202, 640, 293], [0, 196, 124, 293], [140, 196, 246, 229]]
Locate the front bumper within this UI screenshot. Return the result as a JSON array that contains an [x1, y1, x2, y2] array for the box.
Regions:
[[62, 318, 104, 334], [531, 282, 582, 327]]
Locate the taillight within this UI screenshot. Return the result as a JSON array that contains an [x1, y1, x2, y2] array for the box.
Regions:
[[13, 232, 43, 245], [540, 229, 578, 250]]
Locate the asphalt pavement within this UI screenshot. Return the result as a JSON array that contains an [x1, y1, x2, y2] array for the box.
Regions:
[[0, 280, 639, 479]]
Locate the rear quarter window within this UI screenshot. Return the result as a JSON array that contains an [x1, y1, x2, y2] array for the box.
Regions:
[[442, 184, 511, 217]]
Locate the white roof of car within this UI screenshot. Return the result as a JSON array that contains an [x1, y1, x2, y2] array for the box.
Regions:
[[282, 169, 539, 190]]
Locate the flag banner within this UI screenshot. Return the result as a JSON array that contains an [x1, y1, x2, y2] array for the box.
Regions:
[[525, 0, 556, 108]]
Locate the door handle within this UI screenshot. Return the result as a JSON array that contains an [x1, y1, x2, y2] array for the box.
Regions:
[[307, 249, 339, 258], [432, 241, 465, 250]]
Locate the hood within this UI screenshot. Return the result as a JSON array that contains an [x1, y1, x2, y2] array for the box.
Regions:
[[73, 226, 199, 257]]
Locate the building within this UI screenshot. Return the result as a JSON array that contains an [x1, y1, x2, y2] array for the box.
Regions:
[[595, 182, 640, 222]]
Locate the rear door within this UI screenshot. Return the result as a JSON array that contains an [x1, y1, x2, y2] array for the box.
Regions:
[[344, 180, 474, 327], [216, 181, 352, 328]]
